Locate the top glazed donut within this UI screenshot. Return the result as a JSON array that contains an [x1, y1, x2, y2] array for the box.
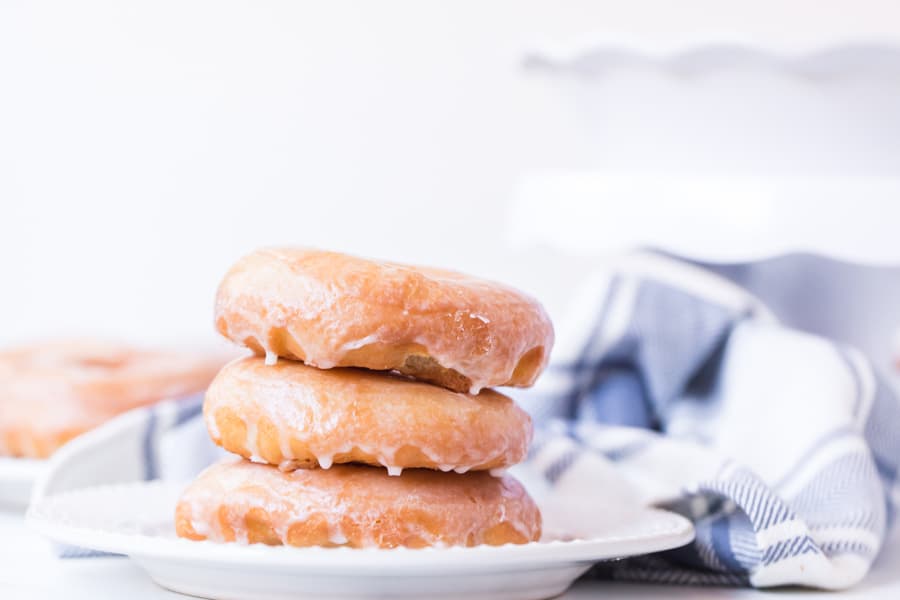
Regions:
[[214, 248, 554, 393]]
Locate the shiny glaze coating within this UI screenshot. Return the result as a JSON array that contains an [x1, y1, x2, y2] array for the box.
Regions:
[[175, 458, 542, 548], [214, 248, 554, 393], [205, 357, 532, 474]]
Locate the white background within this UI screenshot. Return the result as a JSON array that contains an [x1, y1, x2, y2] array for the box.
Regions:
[[2, 0, 900, 348]]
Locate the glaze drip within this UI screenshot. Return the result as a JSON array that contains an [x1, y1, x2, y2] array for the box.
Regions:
[[175, 460, 542, 549]]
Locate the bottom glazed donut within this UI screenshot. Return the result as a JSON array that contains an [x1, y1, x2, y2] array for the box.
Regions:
[[175, 458, 542, 548]]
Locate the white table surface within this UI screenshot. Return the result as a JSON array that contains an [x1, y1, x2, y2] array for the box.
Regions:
[[3, 509, 900, 599]]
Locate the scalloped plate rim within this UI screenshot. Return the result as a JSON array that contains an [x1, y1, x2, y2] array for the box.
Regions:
[[26, 480, 694, 568]]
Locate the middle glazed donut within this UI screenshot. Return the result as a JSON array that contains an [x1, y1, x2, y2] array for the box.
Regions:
[[205, 357, 533, 474]]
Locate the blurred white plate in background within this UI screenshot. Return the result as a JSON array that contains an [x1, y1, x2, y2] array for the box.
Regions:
[[524, 34, 900, 76], [0, 458, 45, 509], [510, 174, 900, 265]]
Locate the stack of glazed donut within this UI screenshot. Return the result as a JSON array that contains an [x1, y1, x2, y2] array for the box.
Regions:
[[175, 248, 554, 549]]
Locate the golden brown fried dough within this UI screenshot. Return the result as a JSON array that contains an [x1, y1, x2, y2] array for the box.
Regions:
[[214, 248, 554, 393]]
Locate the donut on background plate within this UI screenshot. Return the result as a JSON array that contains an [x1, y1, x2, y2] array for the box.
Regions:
[[175, 458, 542, 548], [214, 248, 554, 394], [204, 356, 532, 475], [0, 340, 227, 458]]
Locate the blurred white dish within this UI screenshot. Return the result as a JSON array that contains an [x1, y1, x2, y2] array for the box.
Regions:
[[511, 173, 900, 265], [27, 480, 693, 600], [0, 457, 45, 508]]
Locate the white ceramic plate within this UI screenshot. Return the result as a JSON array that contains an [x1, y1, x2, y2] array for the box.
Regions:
[[0, 457, 45, 508], [27, 481, 694, 600]]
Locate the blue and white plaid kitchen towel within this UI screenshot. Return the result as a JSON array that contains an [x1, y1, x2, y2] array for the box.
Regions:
[[34, 250, 900, 589], [515, 250, 900, 589]]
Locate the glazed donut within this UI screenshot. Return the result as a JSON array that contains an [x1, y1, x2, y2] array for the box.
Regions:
[[214, 248, 554, 393], [204, 357, 532, 474], [175, 458, 542, 548], [0, 340, 227, 458]]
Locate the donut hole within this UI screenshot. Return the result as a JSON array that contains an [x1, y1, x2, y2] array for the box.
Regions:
[[511, 346, 545, 384], [399, 353, 471, 393], [343, 341, 422, 371]]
